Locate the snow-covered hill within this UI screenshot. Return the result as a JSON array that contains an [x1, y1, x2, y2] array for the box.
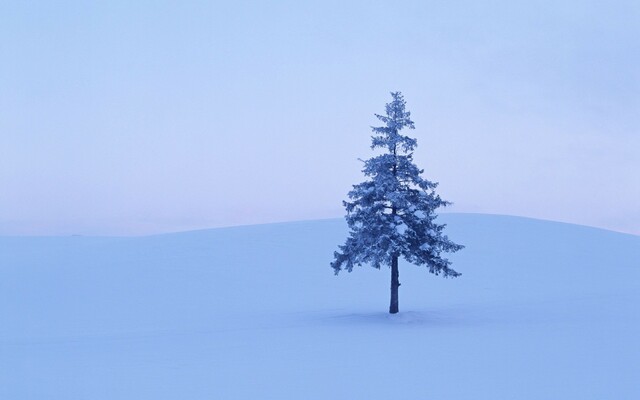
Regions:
[[1, 214, 639, 399]]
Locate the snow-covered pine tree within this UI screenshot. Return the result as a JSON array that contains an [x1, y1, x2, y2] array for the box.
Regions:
[[331, 92, 464, 314]]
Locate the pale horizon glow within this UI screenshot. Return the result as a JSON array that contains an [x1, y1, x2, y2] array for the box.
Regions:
[[1, 0, 638, 236]]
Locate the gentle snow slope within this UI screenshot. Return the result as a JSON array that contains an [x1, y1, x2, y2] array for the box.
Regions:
[[1, 214, 639, 399]]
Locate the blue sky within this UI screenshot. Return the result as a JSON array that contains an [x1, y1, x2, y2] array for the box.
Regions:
[[1, 0, 638, 235]]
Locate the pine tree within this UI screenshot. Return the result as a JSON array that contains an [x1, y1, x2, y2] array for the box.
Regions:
[[331, 92, 464, 314]]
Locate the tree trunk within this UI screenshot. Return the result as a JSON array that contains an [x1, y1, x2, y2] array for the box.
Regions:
[[389, 144, 399, 314], [389, 255, 399, 314]]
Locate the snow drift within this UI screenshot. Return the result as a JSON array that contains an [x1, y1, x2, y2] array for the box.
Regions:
[[1, 213, 638, 399]]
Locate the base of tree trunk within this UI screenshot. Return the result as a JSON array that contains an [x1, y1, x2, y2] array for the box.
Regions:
[[389, 256, 399, 313]]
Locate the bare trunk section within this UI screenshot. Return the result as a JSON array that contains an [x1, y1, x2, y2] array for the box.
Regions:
[[389, 255, 399, 313]]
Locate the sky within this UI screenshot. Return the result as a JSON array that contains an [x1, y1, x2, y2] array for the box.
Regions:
[[1, 0, 638, 236]]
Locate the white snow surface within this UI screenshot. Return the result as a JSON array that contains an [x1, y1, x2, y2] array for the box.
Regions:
[[1, 213, 639, 399]]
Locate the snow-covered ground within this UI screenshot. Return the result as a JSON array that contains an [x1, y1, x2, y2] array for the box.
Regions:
[[1, 213, 639, 399]]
